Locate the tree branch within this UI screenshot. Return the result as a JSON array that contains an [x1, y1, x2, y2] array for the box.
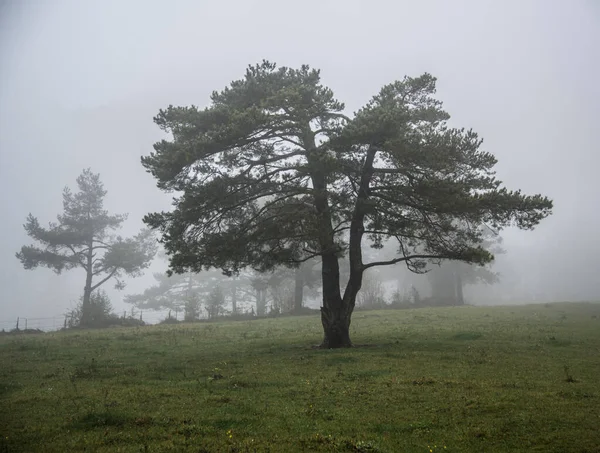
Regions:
[[90, 267, 118, 291], [372, 167, 405, 174], [363, 254, 453, 270], [241, 149, 306, 166], [290, 252, 322, 264]]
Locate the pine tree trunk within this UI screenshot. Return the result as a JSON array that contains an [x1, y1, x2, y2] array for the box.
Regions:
[[320, 303, 353, 348], [318, 147, 375, 348], [306, 132, 373, 349], [293, 268, 304, 313], [81, 246, 94, 327], [82, 283, 92, 326], [319, 252, 354, 348]]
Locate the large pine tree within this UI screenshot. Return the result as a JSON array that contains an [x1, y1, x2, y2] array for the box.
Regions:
[[141, 61, 553, 347]]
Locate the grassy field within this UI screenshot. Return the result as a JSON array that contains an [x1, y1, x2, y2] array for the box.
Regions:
[[1, 302, 599, 453]]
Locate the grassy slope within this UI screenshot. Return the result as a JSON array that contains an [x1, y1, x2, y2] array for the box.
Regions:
[[1, 302, 599, 453]]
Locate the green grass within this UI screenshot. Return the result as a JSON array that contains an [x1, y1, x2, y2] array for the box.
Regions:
[[1, 302, 600, 453]]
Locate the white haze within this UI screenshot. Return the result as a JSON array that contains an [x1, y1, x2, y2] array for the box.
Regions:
[[0, 0, 599, 328]]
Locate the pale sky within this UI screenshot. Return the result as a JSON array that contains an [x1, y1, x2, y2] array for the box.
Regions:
[[1, 0, 599, 328]]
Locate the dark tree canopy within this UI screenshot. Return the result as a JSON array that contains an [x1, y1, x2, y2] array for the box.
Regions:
[[142, 61, 552, 347], [16, 168, 157, 325]]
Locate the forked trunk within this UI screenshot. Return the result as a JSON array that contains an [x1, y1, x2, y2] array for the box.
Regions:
[[305, 132, 372, 349], [320, 304, 352, 348], [318, 252, 351, 348], [319, 266, 358, 349]]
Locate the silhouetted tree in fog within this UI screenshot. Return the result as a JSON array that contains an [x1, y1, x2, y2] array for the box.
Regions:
[[428, 226, 504, 305], [16, 169, 157, 326], [125, 271, 204, 319], [206, 285, 226, 319]]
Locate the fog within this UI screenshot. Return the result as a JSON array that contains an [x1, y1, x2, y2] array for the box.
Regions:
[[1, 0, 599, 328]]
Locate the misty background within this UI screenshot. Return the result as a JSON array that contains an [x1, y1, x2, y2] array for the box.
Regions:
[[1, 0, 598, 328]]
